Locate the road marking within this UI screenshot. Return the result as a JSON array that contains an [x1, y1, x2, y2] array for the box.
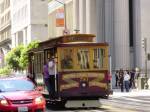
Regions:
[[122, 97, 150, 103], [102, 105, 137, 112]]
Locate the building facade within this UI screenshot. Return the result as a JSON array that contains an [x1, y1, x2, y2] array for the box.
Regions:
[[48, 0, 150, 75], [48, 0, 73, 37], [10, 0, 48, 48], [0, 0, 11, 67]]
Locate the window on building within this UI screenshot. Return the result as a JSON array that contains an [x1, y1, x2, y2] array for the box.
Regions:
[[1, 2, 4, 13]]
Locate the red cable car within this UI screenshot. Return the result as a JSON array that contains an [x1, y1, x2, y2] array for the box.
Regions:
[[28, 34, 112, 108]]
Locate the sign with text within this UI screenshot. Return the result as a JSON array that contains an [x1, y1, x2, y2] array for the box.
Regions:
[[56, 8, 64, 27]]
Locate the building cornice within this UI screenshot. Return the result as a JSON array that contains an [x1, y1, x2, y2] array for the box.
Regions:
[[0, 20, 11, 31], [0, 38, 11, 47]]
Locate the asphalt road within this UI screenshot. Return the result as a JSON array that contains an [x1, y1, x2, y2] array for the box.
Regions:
[[46, 91, 150, 112]]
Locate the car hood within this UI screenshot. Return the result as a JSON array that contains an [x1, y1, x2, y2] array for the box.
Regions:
[[0, 91, 41, 100]]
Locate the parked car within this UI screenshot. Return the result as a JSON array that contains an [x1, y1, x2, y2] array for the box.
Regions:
[[0, 77, 46, 112]]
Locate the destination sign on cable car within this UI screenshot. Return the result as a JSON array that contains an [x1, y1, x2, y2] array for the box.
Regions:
[[63, 35, 95, 43]]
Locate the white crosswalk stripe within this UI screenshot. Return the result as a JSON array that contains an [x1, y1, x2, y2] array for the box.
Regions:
[[101, 95, 150, 112]]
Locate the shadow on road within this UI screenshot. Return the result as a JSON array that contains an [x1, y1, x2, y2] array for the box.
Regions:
[[47, 103, 108, 111]]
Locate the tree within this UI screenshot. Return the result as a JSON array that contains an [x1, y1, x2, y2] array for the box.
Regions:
[[5, 41, 39, 71], [5, 45, 24, 71], [19, 40, 39, 69]]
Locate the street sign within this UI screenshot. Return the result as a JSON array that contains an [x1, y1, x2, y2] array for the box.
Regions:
[[56, 8, 64, 27]]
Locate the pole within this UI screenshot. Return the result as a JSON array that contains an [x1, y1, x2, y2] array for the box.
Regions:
[[109, 55, 112, 90], [54, 59, 57, 92], [64, 4, 67, 30], [144, 38, 149, 89]]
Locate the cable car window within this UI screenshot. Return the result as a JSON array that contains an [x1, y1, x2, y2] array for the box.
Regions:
[[77, 48, 90, 69], [61, 49, 73, 69], [93, 48, 105, 69]]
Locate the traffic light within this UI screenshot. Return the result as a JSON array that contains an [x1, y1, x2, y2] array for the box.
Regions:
[[142, 38, 146, 48]]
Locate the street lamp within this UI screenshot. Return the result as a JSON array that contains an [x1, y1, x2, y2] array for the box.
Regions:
[[142, 38, 149, 89], [109, 55, 112, 90], [55, 0, 67, 31]]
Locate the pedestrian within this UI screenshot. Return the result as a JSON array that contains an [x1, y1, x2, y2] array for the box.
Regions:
[[115, 70, 119, 88], [43, 59, 51, 95], [119, 69, 124, 92], [129, 69, 135, 89], [124, 70, 130, 92], [48, 56, 56, 99]]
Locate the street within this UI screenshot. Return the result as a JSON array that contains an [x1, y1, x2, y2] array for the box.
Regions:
[[46, 89, 150, 112]]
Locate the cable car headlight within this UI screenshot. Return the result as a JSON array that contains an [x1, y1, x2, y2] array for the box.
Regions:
[[81, 82, 87, 88], [82, 83, 86, 87]]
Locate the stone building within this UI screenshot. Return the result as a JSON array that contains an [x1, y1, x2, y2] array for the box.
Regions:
[[10, 0, 48, 48], [0, 0, 11, 67]]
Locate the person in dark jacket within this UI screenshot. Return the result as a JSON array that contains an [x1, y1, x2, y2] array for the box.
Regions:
[[115, 70, 119, 88], [119, 69, 124, 92], [43, 59, 51, 95], [129, 70, 135, 89]]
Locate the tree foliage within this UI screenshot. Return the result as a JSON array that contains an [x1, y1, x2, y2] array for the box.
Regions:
[[0, 66, 11, 76], [5, 45, 24, 71], [5, 41, 39, 71], [20, 40, 39, 69]]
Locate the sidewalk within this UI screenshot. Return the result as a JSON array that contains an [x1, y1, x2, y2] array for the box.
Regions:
[[110, 88, 150, 97]]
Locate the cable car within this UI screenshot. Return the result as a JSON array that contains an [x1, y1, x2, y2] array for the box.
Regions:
[[28, 33, 112, 108]]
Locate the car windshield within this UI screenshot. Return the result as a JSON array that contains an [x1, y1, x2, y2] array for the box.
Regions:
[[0, 79, 35, 92]]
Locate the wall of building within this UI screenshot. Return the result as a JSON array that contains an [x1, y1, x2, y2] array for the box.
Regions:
[[113, 0, 130, 70], [30, 24, 48, 41], [11, 0, 29, 47], [133, 0, 142, 71], [11, 0, 29, 34], [11, 0, 48, 48], [140, 0, 150, 74], [48, 0, 73, 37], [0, 0, 11, 41], [30, 0, 48, 25], [0, 0, 11, 67]]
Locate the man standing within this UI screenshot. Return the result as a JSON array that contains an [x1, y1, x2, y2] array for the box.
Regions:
[[124, 71, 130, 92], [115, 70, 119, 88], [130, 69, 135, 89], [119, 69, 124, 92], [48, 57, 56, 98], [43, 59, 51, 95]]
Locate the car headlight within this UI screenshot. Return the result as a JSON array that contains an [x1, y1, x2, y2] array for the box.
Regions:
[[34, 96, 44, 104], [0, 99, 8, 106]]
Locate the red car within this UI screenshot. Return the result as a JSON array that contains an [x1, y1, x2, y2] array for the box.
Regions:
[[0, 77, 46, 112]]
